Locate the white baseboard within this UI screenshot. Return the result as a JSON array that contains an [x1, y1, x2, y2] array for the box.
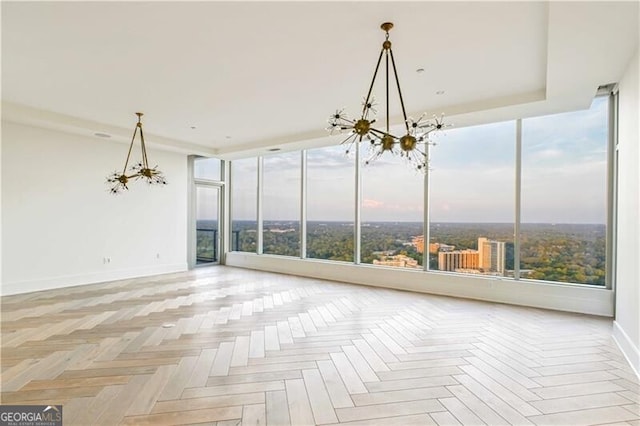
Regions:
[[613, 321, 640, 378], [225, 253, 614, 317], [0, 263, 188, 296]]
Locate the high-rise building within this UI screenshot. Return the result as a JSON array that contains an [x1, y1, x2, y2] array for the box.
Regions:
[[412, 236, 424, 254], [478, 237, 505, 275], [477, 237, 488, 269], [428, 242, 440, 254], [438, 249, 479, 271]]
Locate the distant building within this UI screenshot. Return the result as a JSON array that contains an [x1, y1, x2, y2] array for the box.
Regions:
[[478, 237, 506, 275], [434, 237, 505, 275], [438, 249, 479, 271], [374, 254, 419, 268], [268, 228, 296, 233], [412, 236, 424, 254], [430, 242, 455, 254]]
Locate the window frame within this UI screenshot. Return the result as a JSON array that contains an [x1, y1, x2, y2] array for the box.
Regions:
[[189, 156, 226, 268], [225, 93, 615, 289]]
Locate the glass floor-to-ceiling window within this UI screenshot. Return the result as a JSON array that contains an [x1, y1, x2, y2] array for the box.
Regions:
[[231, 158, 258, 253], [262, 151, 301, 256]]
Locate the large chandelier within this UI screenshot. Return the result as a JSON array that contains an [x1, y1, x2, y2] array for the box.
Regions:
[[106, 112, 167, 194], [326, 22, 449, 171]]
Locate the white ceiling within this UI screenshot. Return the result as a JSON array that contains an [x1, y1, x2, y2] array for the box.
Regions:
[[2, 1, 638, 159]]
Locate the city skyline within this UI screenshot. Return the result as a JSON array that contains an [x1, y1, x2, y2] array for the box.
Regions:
[[221, 220, 606, 286]]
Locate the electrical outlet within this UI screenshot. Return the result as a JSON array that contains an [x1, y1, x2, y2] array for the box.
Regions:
[[156, 253, 160, 259]]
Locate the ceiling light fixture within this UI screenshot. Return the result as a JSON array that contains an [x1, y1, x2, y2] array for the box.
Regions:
[[106, 112, 167, 194], [326, 22, 450, 171]]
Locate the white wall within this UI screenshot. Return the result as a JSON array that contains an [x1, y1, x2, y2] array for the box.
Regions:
[[614, 48, 640, 376], [0, 118, 3, 291], [1, 121, 188, 295]]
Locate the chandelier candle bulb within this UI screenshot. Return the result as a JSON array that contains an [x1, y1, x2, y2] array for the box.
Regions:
[[400, 135, 417, 152], [325, 22, 451, 172], [381, 134, 395, 151]]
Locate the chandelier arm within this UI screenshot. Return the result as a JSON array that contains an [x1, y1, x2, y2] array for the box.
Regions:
[[368, 127, 389, 136], [414, 147, 427, 156], [389, 49, 410, 133], [363, 48, 385, 117], [122, 125, 139, 174]]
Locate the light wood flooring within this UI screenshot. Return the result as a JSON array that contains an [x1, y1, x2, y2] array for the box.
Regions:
[[1, 266, 638, 425]]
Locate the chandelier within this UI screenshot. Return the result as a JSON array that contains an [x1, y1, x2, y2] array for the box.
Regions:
[[326, 22, 449, 171], [106, 112, 167, 194]]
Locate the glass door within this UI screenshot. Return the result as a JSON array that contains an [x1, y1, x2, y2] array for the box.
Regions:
[[195, 185, 221, 265]]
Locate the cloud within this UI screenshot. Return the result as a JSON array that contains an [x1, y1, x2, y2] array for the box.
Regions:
[[533, 148, 563, 160], [363, 199, 385, 208]]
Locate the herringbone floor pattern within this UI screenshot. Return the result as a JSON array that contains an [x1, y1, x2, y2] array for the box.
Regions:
[[1, 266, 638, 425]]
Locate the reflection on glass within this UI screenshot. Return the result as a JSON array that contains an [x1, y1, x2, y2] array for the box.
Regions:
[[194, 158, 221, 181], [196, 186, 219, 264], [361, 151, 423, 268], [263, 152, 301, 256], [521, 97, 608, 285], [306, 146, 355, 262], [429, 121, 516, 277]]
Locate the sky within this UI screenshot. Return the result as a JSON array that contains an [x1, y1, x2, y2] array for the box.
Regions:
[[204, 97, 608, 224]]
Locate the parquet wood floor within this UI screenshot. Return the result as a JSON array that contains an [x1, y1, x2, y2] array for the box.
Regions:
[[1, 266, 638, 425]]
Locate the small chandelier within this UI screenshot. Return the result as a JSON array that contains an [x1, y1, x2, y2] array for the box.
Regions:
[[326, 22, 450, 171], [106, 112, 167, 194]]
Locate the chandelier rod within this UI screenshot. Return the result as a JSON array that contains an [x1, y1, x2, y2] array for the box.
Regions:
[[122, 119, 140, 175], [389, 49, 410, 133], [363, 49, 385, 117], [139, 122, 149, 169], [385, 48, 390, 134]]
